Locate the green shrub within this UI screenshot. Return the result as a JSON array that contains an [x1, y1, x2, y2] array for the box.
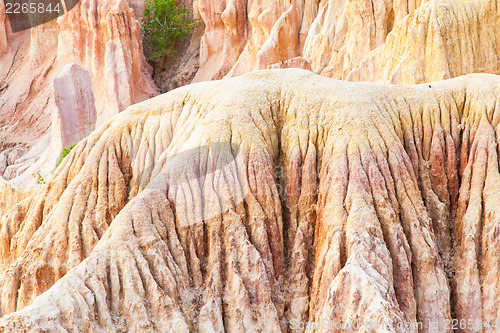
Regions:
[[143, 0, 194, 61], [31, 144, 75, 185], [56, 144, 76, 167], [32, 171, 47, 185]]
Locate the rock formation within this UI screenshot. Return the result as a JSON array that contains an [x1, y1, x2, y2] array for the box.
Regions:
[[52, 63, 97, 148], [2, 63, 97, 187], [188, 0, 500, 84], [0, 0, 158, 181], [0, 69, 499, 332]]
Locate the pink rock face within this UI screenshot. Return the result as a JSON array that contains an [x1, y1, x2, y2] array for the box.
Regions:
[[0, 0, 158, 181], [53, 63, 97, 148], [47, 0, 159, 122], [0, 0, 158, 149]]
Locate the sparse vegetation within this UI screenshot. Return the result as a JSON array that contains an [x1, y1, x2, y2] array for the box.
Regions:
[[33, 171, 47, 185], [142, 0, 194, 61], [56, 144, 76, 167], [31, 144, 75, 185]]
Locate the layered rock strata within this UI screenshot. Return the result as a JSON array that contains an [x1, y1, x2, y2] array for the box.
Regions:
[[0, 70, 499, 332]]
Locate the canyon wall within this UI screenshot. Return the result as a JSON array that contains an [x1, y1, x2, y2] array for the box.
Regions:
[[191, 0, 500, 83], [0, 70, 499, 332], [0, 0, 158, 183]]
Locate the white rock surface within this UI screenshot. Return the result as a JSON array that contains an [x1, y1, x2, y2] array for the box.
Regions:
[[52, 63, 96, 149]]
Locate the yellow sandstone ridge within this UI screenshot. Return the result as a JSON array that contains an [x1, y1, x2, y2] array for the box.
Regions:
[[193, 0, 500, 83]]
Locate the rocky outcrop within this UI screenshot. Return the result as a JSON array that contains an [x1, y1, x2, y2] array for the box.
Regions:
[[2, 63, 97, 187], [189, 0, 500, 84], [0, 70, 499, 332], [0, 0, 158, 181], [346, 0, 500, 83], [40, 0, 158, 122], [0, 0, 157, 147]]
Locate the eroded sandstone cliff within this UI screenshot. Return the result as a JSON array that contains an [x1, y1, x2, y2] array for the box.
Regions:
[[192, 0, 500, 83], [0, 0, 157, 138], [0, 69, 499, 332], [0, 0, 158, 182]]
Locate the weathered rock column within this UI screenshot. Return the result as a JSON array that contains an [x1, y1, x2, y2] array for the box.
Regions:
[[52, 63, 97, 149]]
